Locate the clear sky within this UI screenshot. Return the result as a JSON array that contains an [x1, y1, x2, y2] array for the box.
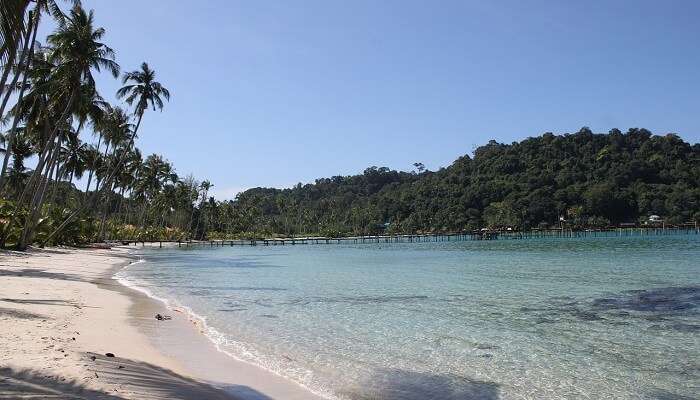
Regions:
[[43, 0, 700, 199]]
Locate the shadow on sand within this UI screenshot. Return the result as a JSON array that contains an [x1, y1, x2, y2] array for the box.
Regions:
[[0, 268, 85, 283], [0, 306, 48, 320], [0, 353, 274, 400]]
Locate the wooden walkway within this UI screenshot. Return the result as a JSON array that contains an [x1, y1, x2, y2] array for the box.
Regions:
[[114, 226, 699, 248]]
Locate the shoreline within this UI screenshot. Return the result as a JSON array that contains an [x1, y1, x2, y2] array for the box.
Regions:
[[0, 246, 323, 400], [116, 249, 328, 400]]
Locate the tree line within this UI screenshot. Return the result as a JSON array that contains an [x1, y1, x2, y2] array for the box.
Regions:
[[3, 4, 698, 246], [204, 128, 699, 238], [0, 1, 212, 248]]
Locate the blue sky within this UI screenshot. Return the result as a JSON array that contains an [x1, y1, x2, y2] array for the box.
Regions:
[[43, 1, 700, 199]]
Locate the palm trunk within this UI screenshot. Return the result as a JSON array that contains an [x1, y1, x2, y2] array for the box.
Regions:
[[194, 202, 202, 239], [94, 142, 110, 192], [49, 160, 60, 203], [0, 50, 17, 108], [84, 169, 94, 194], [0, 8, 36, 125], [116, 186, 125, 221], [0, 0, 33, 101], [187, 199, 195, 239], [49, 159, 64, 204], [42, 112, 145, 247], [123, 190, 131, 225], [16, 86, 78, 250], [98, 184, 112, 241], [140, 201, 148, 227], [19, 137, 59, 248], [15, 86, 75, 210], [0, 10, 40, 194], [0, 121, 49, 247], [29, 138, 59, 215], [82, 134, 102, 200]]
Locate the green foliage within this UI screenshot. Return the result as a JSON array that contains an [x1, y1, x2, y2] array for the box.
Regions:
[[209, 129, 699, 236]]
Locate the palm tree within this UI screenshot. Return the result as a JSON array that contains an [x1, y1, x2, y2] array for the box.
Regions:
[[0, 1, 35, 121], [4, 129, 33, 198], [93, 105, 132, 192], [0, 0, 64, 101], [0, 1, 30, 68], [82, 143, 100, 193], [194, 180, 213, 239], [115, 147, 141, 224], [73, 82, 108, 135], [0, 6, 38, 193], [59, 132, 86, 187], [116, 62, 170, 139], [0, 0, 67, 193], [86, 62, 169, 236], [48, 122, 79, 202], [0, 131, 6, 156], [17, 3, 119, 249]]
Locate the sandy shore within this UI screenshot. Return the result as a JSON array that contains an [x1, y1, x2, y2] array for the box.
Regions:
[[0, 247, 323, 400]]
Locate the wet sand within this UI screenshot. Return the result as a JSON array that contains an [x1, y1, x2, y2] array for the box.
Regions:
[[0, 247, 323, 400]]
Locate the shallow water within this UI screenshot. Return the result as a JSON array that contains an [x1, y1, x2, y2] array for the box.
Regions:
[[118, 235, 700, 399]]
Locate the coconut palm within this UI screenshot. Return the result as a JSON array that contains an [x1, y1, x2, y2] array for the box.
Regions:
[[0, 3, 194, 248], [47, 122, 78, 201], [132, 154, 176, 225], [17, 3, 119, 249], [0, 0, 68, 193], [58, 132, 87, 187], [73, 82, 108, 135], [93, 105, 132, 191], [116, 62, 170, 138], [0, 1, 30, 65], [0, 0, 64, 89], [81, 143, 100, 193], [0, 7, 39, 193], [0, 1, 36, 121], [4, 129, 33, 197], [194, 180, 213, 239], [88, 62, 169, 233], [114, 147, 141, 223]]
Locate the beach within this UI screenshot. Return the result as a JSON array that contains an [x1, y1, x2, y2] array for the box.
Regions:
[[0, 247, 323, 400], [117, 237, 699, 400], [2, 237, 698, 400]]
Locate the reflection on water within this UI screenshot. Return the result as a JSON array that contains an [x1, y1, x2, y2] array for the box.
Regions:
[[121, 235, 700, 399], [344, 369, 500, 400], [520, 286, 700, 332]]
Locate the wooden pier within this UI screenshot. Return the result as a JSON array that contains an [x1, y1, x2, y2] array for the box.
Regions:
[[113, 225, 699, 248]]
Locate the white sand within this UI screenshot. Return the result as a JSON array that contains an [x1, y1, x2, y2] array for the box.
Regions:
[[0, 247, 323, 400]]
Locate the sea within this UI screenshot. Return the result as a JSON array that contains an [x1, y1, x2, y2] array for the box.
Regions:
[[115, 234, 699, 400]]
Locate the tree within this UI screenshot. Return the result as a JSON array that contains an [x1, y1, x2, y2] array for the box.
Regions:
[[17, 3, 119, 249], [116, 62, 169, 147], [214, 128, 699, 236], [0, 1, 194, 248]]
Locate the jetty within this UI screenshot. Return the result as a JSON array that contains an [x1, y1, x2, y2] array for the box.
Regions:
[[113, 223, 699, 248]]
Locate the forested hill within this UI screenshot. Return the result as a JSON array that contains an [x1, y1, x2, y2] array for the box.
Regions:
[[212, 128, 700, 237]]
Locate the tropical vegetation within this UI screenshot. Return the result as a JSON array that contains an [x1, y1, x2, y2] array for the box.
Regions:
[[207, 128, 700, 238], [2, 4, 698, 247], [0, 1, 210, 248]]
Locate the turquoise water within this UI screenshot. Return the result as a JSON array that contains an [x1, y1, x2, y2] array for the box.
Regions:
[[118, 235, 700, 399]]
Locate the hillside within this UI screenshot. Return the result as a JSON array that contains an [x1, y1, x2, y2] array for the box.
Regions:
[[207, 128, 700, 236]]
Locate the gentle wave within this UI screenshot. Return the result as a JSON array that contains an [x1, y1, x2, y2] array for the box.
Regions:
[[113, 258, 338, 400]]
